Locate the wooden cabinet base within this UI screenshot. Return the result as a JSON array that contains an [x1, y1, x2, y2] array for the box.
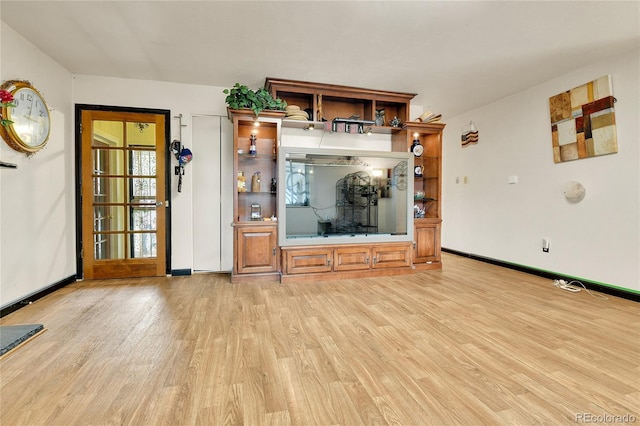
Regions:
[[280, 267, 414, 284], [231, 272, 281, 283], [281, 242, 413, 283], [412, 261, 442, 271]]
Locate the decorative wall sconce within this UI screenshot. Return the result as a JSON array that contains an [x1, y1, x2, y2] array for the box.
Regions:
[[461, 121, 479, 147], [562, 181, 586, 203]]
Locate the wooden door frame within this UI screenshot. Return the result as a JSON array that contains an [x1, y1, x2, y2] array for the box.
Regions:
[[74, 104, 172, 279]]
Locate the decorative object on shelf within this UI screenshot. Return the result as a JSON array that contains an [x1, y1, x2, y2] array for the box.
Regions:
[[223, 83, 286, 117], [411, 135, 423, 156], [238, 171, 247, 192], [414, 204, 425, 218], [389, 116, 401, 128], [414, 165, 424, 177], [270, 177, 277, 193], [562, 181, 586, 203], [249, 134, 257, 155], [284, 105, 309, 121], [251, 171, 261, 192], [461, 121, 479, 147], [0, 80, 51, 154], [326, 116, 375, 134], [549, 75, 617, 163], [415, 110, 442, 123], [375, 109, 385, 126], [250, 203, 262, 220]]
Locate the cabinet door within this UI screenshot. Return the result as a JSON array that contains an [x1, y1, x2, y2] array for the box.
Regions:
[[414, 223, 440, 263], [334, 246, 371, 271], [371, 244, 412, 269], [284, 248, 332, 274], [236, 225, 278, 274]]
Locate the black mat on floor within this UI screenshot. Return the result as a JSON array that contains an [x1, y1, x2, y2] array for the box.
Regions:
[[0, 324, 44, 356]]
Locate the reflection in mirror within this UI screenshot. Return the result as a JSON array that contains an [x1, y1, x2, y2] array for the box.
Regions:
[[279, 147, 413, 246]]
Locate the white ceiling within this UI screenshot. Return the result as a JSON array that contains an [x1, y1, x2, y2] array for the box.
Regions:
[[1, 1, 638, 119]]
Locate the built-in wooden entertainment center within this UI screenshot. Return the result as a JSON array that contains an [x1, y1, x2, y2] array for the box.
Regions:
[[229, 78, 444, 282]]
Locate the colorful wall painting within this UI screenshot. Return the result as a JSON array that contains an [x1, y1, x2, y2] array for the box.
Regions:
[[549, 75, 617, 163]]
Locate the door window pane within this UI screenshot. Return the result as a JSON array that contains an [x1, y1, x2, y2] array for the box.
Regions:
[[130, 206, 156, 232], [93, 149, 124, 176], [93, 177, 125, 203], [94, 233, 124, 260], [94, 206, 125, 232], [132, 233, 156, 258], [93, 121, 123, 147]]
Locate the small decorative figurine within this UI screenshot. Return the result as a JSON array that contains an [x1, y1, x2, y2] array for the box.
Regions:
[[249, 134, 257, 155], [389, 116, 401, 127], [375, 109, 385, 126]]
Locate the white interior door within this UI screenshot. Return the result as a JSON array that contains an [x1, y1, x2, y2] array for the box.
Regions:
[[192, 115, 221, 271]]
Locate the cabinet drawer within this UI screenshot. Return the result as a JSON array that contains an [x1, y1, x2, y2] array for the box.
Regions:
[[333, 246, 371, 271], [284, 248, 332, 274], [372, 244, 412, 269]]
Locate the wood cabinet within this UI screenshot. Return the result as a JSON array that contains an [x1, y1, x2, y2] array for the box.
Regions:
[[235, 224, 278, 276], [229, 109, 284, 282], [281, 243, 412, 282], [265, 78, 415, 133], [392, 121, 445, 270], [413, 220, 441, 266], [283, 247, 333, 275], [228, 79, 445, 282], [333, 246, 371, 271]]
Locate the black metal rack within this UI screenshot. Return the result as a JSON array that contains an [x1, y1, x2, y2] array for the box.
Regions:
[[335, 171, 378, 234]]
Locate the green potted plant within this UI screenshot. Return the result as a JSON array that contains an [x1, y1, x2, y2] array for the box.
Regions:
[[223, 83, 287, 117]]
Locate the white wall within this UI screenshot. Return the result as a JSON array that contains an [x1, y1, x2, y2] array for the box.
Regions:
[[72, 75, 234, 273], [1, 23, 76, 307], [442, 49, 639, 292]]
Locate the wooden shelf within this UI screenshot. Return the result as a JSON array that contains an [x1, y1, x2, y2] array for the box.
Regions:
[[266, 77, 415, 126], [228, 78, 445, 281]]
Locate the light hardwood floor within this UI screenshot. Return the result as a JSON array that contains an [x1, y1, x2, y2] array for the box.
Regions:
[[1, 253, 638, 425]]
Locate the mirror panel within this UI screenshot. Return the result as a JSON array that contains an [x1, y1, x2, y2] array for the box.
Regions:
[[278, 147, 413, 246]]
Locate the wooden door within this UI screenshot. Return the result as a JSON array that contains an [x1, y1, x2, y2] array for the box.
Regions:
[[414, 222, 440, 263], [282, 247, 332, 275], [80, 110, 167, 279], [333, 246, 371, 271], [371, 243, 412, 269], [235, 224, 278, 274]]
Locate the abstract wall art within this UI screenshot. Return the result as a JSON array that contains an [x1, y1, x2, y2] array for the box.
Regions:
[[549, 75, 617, 163], [461, 121, 478, 147]]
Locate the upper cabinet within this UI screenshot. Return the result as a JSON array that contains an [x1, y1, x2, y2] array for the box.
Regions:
[[265, 78, 415, 133]]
